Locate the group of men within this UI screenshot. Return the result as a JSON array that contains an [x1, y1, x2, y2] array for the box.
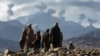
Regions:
[[19, 22, 63, 53]]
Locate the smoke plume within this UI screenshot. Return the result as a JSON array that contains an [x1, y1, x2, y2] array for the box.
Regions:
[[58, 9, 65, 19], [7, 3, 14, 20], [79, 13, 86, 24], [7, 3, 14, 16], [35, 2, 47, 11], [47, 9, 56, 15], [88, 18, 97, 26]]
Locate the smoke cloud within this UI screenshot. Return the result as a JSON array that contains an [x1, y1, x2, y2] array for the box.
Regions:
[[8, 4, 14, 9], [58, 9, 65, 19], [47, 9, 56, 15], [88, 18, 97, 26], [79, 13, 86, 24], [7, 3, 14, 16], [35, 2, 47, 11], [7, 9, 14, 16]]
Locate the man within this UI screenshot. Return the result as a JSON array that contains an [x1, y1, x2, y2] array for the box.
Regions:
[[20, 24, 34, 52], [20, 27, 27, 51], [50, 22, 63, 48], [42, 29, 50, 50], [27, 24, 34, 48], [31, 31, 41, 50]]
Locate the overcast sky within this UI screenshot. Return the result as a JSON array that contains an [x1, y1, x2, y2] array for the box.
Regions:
[[0, 0, 100, 28]]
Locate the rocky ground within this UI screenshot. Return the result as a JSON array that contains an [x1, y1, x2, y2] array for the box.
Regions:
[[0, 42, 100, 56], [1, 47, 100, 56]]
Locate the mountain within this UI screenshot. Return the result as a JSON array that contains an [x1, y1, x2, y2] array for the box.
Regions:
[[0, 38, 19, 53], [6, 20, 24, 28], [0, 11, 96, 41], [17, 11, 96, 39], [65, 29, 100, 48], [82, 29, 100, 38], [0, 20, 24, 41]]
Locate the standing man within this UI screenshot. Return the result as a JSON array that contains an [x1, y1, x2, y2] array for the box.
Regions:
[[31, 31, 41, 50], [50, 22, 63, 48], [42, 29, 50, 50], [20, 24, 34, 53]]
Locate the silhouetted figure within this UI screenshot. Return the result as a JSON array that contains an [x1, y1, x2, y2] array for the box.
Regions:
[[67, 41, 75, 50], [20, 27, 27, 51], [42, 29, 50, 50], [20, 24, 34, 52], [50, 22, 63, 48], [27, 24, 34, 48], [32, 31, 41, 50]]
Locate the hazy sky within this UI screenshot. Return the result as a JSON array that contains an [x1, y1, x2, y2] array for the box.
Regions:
[[0, 0, 100, 28]]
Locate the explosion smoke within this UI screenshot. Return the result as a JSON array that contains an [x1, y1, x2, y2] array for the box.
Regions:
[[88, 18, 97, 26], [7, 3, 14, 20], [58, 9, 65, 19], [79, 13, 86, 24]]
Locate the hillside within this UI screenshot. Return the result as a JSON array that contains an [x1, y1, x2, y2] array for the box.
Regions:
[[0, 38, 19, 53], [0, 20, 23, 41], [65, 29, 100, 48]]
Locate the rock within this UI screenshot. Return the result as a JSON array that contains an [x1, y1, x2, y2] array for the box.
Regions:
[[0, 54, 2, 56], [40, 48, 45, 53], [7, 54, 11, 56], [16, 51, 26, 56], [27, 50, 34, 56], [53, 47, 60, 52], [50, 43, 54, 50], [3, 49, 9, 56], [76, 54, 81, 56]]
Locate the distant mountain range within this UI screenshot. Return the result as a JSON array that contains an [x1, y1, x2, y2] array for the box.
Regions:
[[0, 14, 99, 51], [0, 20, 23, 41], [82, 29, 100, 38], [0, 11, 98, 41], [65, 29, 100, 48], [17, 11, 96, 39], [0, 38, 19, 53], [0, 25, 99, 53]]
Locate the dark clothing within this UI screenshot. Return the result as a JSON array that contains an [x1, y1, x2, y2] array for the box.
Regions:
[[50, 25, 63, 48], [32, 32, 41, 50], [20, 25, 34, 52], [42, 31, 50, 50]]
